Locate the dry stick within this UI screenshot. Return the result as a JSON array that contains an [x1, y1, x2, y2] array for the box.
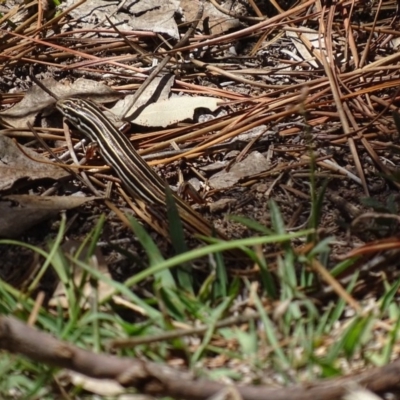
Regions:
[[65, 54, 142, 71], [142, 90, 274, 151], [142, 139, 244, 161], [341, 0, 388, 183], [27, 291, 45, 327], [340, 89, 400, 190], [2, 314, 400, 400], [0, 128, 62, 141], [121, 0, 205, 118]]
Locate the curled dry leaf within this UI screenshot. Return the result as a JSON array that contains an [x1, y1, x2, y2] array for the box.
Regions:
[[0, 195, 98, 238], [0, 135, 68, 191], [0, 78, 121, 129]]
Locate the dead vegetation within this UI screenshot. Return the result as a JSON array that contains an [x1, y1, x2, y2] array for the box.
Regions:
[[1, 0, 400, 399]]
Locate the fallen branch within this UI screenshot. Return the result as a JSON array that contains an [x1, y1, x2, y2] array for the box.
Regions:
[[1, 315, 400, 400]]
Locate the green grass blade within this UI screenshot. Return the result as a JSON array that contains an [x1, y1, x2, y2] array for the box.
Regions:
[[165, 186, 193, 292]]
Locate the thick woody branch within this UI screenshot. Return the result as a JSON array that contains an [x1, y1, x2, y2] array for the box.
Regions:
[[1, 315, 400, 400]]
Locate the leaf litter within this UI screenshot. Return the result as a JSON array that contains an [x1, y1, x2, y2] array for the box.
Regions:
[[1, 0, 400, 398]]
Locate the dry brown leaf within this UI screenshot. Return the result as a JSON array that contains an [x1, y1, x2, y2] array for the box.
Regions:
[[65, 0, 180, 39], [209, 151, 270, 189], [181, 0, 240, 35], [0, 78, 121, 129], [0, 195, 97, 238], [0, 135, 68, 191]]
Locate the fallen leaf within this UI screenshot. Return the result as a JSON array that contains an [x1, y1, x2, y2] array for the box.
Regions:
[[61, 371, 125, 396], [200, 160, 229, 172], [343, 388, 383, 400], [0, 195, 97, 238], [0, 135, 68, 191], [286, 30, 340, 68], [64, 0, 180, 39], [209, 151, 270, 189], [0, 78, 121, 129], [209, 198, 236, 213], [113, 73, 221, 127], [112, 74, 174, 118], [181, 0, 240, 35], [129, 95, 220, 127], [286, 30, 319, 68]]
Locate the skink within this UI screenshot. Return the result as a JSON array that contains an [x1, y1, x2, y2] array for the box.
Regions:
[[56, 97, 242, 257]]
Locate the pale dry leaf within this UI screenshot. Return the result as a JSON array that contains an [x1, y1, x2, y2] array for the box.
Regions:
[[206, 386, 243, 400], [63, 371, 125, 396], [181, 0, 240, 35], [64, 0, 180, 39], [209, 151, 270, 189], [391, 37, 400, 49], [209, 198, 236, 213], [112, 74, 174, 118], [200, 160, 229, 172], [129, 95, 220, 127], [342, 388, 383, 400], [119, 0, 180, 38], [2, 1, 29, 25], [0, 78, 121, 129], [286, 30, 340, 67], [0, 195, 97, 238], [286, 30, 319, 68], [0, 135, 68, 191]]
